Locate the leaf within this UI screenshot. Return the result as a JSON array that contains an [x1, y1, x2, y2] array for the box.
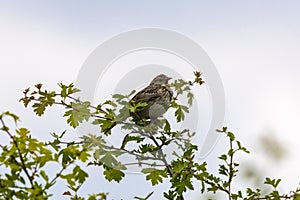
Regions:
[[112, 93, 126, 99], [129, 102, 148, 113], [101, 151, 120, 168], [218, 154, 227, 161], [59, 83, 80, 96], [30, 90, 55, 116], [64, 101, 91, 128], [218, 164, 229, 176], [16, 128, 30, 136], [227, 132, 235, 141], [128, 89, 136, 96], [175, 107, 184, 122], [264, 177, 281, 189], [174, 104, 189, 122], [67, 83, 80, 94], [164, 120, 171, 132], [103, 168, 125, 182], [59, 83, 68, 98], [33, 102, 46, 116], [0, 111, 20, 124], [163, 190, 177, 200], [112, 93, 129, 104], [138, 144, 157, 154], [116, 105, 130, 121], [121, 134, 144, 149], [92, 119, 115, 135], [40, 170, 49, 182], [173, 179, 194, 194], [236, 141, 250, 154], [60, 148, 72, 165], [78, 149, 90, 162], [73, 165, 89, 184], [142, 168, 167, 185], [228, 149, 234, 157], [187, 92, 194, 106], [216, 126, 227, 133]]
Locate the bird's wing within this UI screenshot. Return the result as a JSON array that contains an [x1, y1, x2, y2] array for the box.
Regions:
[[131, 84, 162, 103]]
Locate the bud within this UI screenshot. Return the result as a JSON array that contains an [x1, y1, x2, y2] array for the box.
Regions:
[[23, 88, 30, 95], [193, 71, 201, 77], [35, 84, 43, 90]]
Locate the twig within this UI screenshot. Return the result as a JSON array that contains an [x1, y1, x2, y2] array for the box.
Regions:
[[0, 118, 34, 187]]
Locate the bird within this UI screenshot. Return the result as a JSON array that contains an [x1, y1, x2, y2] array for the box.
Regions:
[[103, 74, 173, 134], [130, 74, 173, 122]]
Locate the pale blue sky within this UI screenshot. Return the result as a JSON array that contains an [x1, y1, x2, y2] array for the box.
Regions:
[[1, 1, 300, 199]]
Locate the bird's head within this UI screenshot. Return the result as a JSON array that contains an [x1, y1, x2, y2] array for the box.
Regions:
[[150, 74, 172, 85]]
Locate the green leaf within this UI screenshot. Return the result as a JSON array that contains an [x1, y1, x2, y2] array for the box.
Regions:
[[93, 119, 116, 135], [218, 154, 227, 161], [101, 152, 119, 168], [264, 177, 281, 189], [175, 107, 184, 122], [115, 105, 130, 121], [173, 179, 194, 195], [142, 168, 167, 185], [58, 83, 80, 96], [64, 101, 91, 128], [163, 190, 177, 200], [16, 128, 30, 136], [187, 92, 194, 106], [103, 168, 125, 182], [216, 126, 227, 133], [164, 120, 171, 132], [59, 83, 68, 98], [0, 111, 20, 124], [129, 102, 148, 113], [294, 194, 300, 200], [33, 102, 46, 116], [73, 166, 89, 184], [128, 89, 136, 96], [78, 149, 90, 162], [112, 93, 126, 99], [218, 164, 229, 176], [227, 132, 235, 141], [228, 149, 234, 157], [173, 103, 189, 122], [40, 170, 49, 182], [60, 148, 72, 165], [121, 134, 144, 149], [138, 144, 157, 154]]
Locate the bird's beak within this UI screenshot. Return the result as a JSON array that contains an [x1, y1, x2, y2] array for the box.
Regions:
[[166, 77, 172, 86]]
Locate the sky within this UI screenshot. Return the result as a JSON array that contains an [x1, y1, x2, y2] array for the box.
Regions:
[[1, 1, 300, 199]]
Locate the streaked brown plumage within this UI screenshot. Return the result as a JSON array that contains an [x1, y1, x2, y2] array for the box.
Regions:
[[130, 74, 173, 120], [103, 74, 173, 134]]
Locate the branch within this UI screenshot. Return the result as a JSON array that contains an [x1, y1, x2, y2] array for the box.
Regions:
[[0, 118, 34, 187], [227, 138, 234, 200]]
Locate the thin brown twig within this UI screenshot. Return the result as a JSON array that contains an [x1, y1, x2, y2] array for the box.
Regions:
[[228, 138, 234, 200]]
